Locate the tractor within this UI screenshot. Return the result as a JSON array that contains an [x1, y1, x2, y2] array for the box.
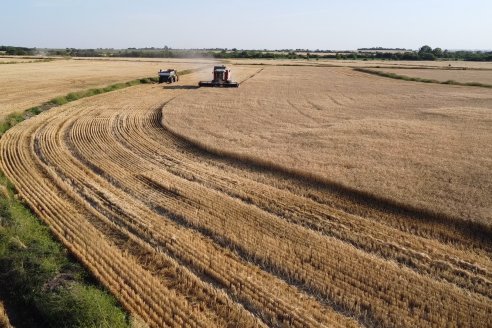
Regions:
[[158, 69, 179, 84]]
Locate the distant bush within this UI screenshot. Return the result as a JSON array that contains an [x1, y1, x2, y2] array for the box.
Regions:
[[0, 46, 36, 56]]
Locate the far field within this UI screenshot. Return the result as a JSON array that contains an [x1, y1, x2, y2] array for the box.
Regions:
[[377, 68, 492, 84], [0, 57, 41, 63], [0, 58, 208, 119], [164, 65, 492, 224], [230, 58, 492, 69], [0, 57, 491, 328]]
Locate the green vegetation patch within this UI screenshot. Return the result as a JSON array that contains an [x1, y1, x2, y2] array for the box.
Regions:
[[0, 172, 130, 327], [47, 77, 158, 108]]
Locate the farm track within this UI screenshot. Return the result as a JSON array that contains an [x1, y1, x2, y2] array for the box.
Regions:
[[1, 69, 491, 327]]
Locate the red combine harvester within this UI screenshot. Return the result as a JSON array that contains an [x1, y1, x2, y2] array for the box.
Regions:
[[199, 65, 239, 88]]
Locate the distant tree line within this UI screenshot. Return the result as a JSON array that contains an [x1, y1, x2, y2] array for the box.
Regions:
[[358, 47, 408, 51], [0, 46, 36, 56], [2, 45, 492, 61], [213, 49, 302, 59], [331, 46, 492, 61], [44, 48, 305, 59]]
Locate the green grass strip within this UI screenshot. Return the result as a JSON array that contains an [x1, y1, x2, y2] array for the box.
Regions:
[[0, 172, 131, 327], [0, 69, 200, 326], [0, 67, 204, 138], [354, 68, 492, 88], [0, 77, 161, 137]]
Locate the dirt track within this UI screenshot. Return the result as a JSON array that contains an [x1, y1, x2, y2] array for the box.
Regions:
[[1, 70, 491, 327]]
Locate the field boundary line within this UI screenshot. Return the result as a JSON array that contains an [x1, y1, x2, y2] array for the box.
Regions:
[[233, 62, 492, 71], [354, 67, 492, 88], [239, 68, 264, 84]]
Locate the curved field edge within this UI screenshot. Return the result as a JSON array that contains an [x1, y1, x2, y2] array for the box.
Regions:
[[0, 75, 179, 327], [161, 105, 492, 245], [354, 68, 492, 88], [0, 67, 203, 137]]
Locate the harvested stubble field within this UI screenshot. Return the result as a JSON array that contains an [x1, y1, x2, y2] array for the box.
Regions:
[[1, 64, 491, 328], [73, 57, 218, 64], [328, 60, 492, 69], [0, 57, 41, 63], [0, 58, 205, 120], [231, 58, 492, 70], [165, 66, 492, 224], [376, 68, 492, 85]]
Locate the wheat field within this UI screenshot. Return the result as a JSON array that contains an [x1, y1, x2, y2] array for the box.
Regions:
[[164, 65, 492, 225], [376, 68, 492, 84], [0, 58, 206, 120], [1, 64, 491, 327], [230, 58, 492, 69], [0, 57, 41, 63]]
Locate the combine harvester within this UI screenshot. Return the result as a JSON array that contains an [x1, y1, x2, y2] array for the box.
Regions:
[[199, 65, 239, 88]]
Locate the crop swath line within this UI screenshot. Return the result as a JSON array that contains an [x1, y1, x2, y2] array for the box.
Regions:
[[0, 67, 491, 328], [58, 101, 356, 328], [31, 107, 262, 327], [104, 104, 492, 327], [162, 105, 492, 250], [14, 75, 356, 327], [110, 97, 492, 326], [239, 68, 264, 84], [143, 120, 492, 298], [28, 109, 218, 328]]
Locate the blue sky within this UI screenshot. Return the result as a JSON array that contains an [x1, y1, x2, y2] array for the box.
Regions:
[[1, 0, 491, 50]]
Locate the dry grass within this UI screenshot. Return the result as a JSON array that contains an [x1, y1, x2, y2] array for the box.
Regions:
[[1, 66, 491, 327], [164, 65, 492, 225], [0, 58, 206, 120], [0, 57, 38, 63]]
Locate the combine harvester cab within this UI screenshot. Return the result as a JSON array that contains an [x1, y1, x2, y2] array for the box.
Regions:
[[199, 65, 239, 88], [158, 69, 179, 84]]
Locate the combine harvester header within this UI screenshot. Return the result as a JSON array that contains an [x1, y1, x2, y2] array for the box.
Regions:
[[199, 65, 239, 88]]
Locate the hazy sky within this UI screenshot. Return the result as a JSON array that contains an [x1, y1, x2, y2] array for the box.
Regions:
[[2, 0, 491, 50]]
